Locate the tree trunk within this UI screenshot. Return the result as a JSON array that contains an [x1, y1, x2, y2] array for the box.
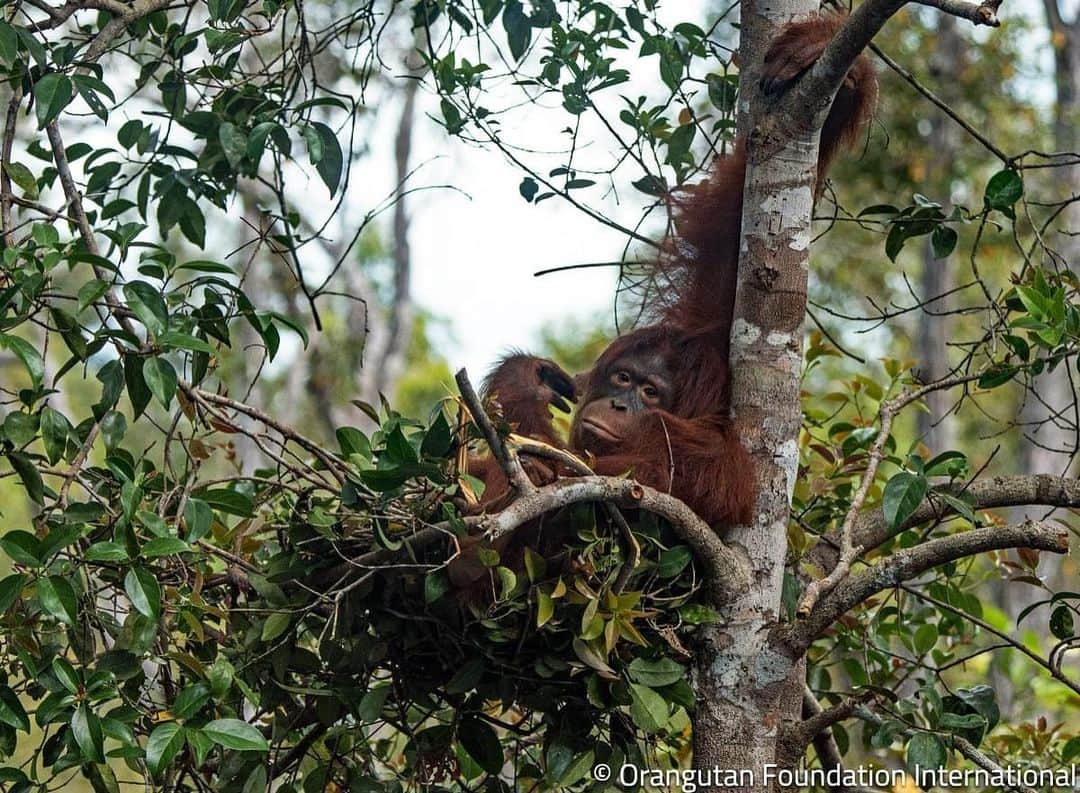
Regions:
[[690, 0, 817, 786], [1024, 1, 1080, 477], [916, 14, 961, 452]]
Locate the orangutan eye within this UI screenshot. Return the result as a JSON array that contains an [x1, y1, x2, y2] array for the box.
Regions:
[[643, 385, 658, 400], [614, 371, 631, 386]]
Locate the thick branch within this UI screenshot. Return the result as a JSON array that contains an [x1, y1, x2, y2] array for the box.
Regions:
[[785, 0, 999, 138], [343, 475, 749, 604], [784, 520, 1069, 654], [853, 474, 1080, 553]]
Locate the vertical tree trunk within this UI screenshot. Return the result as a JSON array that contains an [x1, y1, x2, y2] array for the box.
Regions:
[[690, 0, 816, 786], [1025, 1, 1080, 476], [916, 15, 961, 452]]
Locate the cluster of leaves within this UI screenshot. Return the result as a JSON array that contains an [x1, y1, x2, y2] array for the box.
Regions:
[[0, 388, 720, 790], [422, 0, 740, 206], [795, 334, 1080, 782]]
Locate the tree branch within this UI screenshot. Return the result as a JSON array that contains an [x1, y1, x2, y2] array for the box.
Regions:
[[853, 474, 1080, 553], [340, 474, 749, 604], [853, 706, 1038, 793], [455, 368, 533, 494], [783, 0, 1000, 139], [798, 374, 984, 616], [784, 520, 1069, 654]]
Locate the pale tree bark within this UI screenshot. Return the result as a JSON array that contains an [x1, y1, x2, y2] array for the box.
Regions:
[[916, 14, 962, 452], [690, 0, 828, 779], [356, 50, 424, 407], [1023, 0, 1080, 476]]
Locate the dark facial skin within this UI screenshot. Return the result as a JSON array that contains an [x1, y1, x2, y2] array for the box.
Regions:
[[572, 350, 673, 451]]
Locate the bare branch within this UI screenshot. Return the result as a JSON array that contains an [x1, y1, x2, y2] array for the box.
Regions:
[[784, 520, 1069, 654], [455, 368, 533, 495], [911, 0, 1002, 25], [183, 386, 346, 485]]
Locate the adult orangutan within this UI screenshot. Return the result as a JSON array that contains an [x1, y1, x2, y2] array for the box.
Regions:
[[462, 14, 877, 558]]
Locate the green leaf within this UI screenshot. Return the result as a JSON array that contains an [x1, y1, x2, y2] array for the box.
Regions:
[[260, 612, 291, 641], [446, 658, 484, 695], [336, 427, 371, 460], [424, 570, 450, 604], [40, 406, 70, 465], [38, 575, 77, 625], [142, 537, 190, 558], [0, 332, 45, 389], [906, 732, 946, 773], [984, 169, 1023, 214], [0, 685, 29, 732], [310, 122, 342, 196], [218, 122, 247, 168], [519, 176, 538, 202], [123, 281, 168, 336], [124, 567, 161, 620], [357, 684, 390, 722], [4, 161, 37, 199], [656, 546, 692, 578], [628, 682, 668, 733], [202, 718, 268, 751], [100, 410, 127, 450], [882, 471, 928, 529], [930, 225, 957, 258], [1050, 605, 1074, 640], [913, 623, 937, 655], [627, 657, 684, 687], [34, 73, 74, 129], [0, 573, 25, 612], [502, 0, 531, 59], [142, 357, 178, 410], [172, 683, 210, 720], [7, 452, 44, 504], [0, 21, 17, 65], [197, 488, 253, 517], [458, 717, 502, 775], [72, 704, 105, 763], [51, 657, 79, 693], [84, 541, 129, 562], [145, 722, 185, 776]]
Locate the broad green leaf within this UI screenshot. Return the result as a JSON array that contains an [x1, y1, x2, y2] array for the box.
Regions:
[[72, 704, 105, 762], [260, 612, 291, 641], [40, 406, 70, 465], [458, 717, 502, 774], [34, 73, 73, 128], [0, 573, 25, 612], [124, 567, 161, 620], [123, 281, 168, 336], [0, 685, 29, 731], [627, 657, 684, 687], [84, 541, 129, 562], [882, 471, 928, 529], [146, 722, 184, 775], [38, 575, 77, 625], [906, 732, 946, 773], [0, 333, 45, 389], [142, 357, 178, 410], [202, 718, 268, 751], [142, 537, 190, 558], [628, 682, 668, 733], [984, 169, 1023, 214], [4, 161, 37, 198]]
